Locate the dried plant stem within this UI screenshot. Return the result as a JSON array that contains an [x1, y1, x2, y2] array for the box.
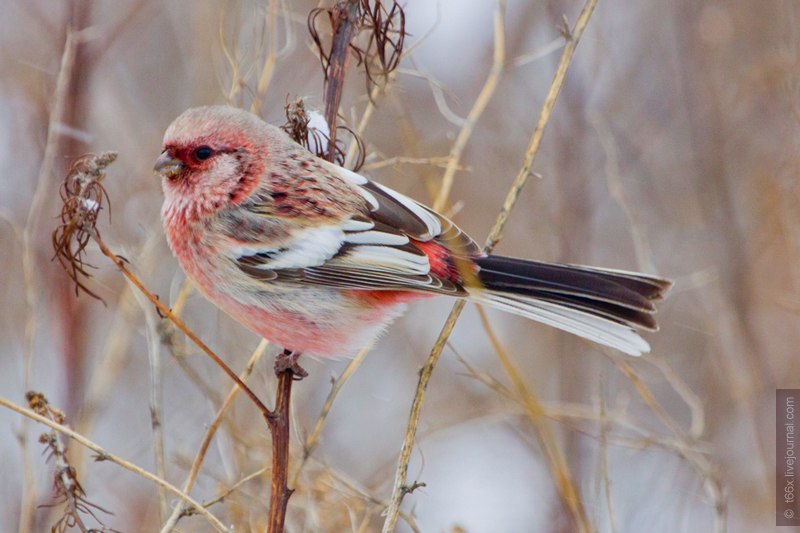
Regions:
[[432, 0, 506, 212], [265, 364, 295, 533], [323, 0, 361, 161], [203, 467, 268, 510], [455, 354, 709, 454], [380, 298, 463, 533], [381, 1, 599, 530], [0, 396, 229, 533], [159, 339, 269, 533], [477, 307, 591, 531], [590, 114, 655, 272]]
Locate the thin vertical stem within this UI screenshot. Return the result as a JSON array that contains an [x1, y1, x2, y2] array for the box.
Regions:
[[381, 1, 600, 530], [265, 363, 296, 533]]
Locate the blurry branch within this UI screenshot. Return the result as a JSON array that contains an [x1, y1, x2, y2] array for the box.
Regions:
[[648, 356, 705, 440], [453, 352, 709, 455], [590, 114, 655, 272], [361, 155, 462, 172], [219, 15, 243, 103], [158, 277, 230, 407], [382, 1, 599, 530], [90, 0, 151, 60], [309, 466, 422, 533], [396, 68, 465, 127], [19, 29, 79, 533], [344, 77, 391, 168], [131, 283, 168, 523], [432, 0, 506, 212], [597, 383, 618, 533], [160, 339, 270, 533], [222, 0, 294, 108], [589, 116, 716, 520], [610, 356, 727, 533], [202, 467, 268, 511], [251, 0, 280, 116], [511, 36, 565, 68], [482, 0, 597, 252], [476, 307, 591, 531], [291, 347, 370, 486], [70, 229, 162, 483], [0, 395, 229, 532], [26, 392, 118, 533]]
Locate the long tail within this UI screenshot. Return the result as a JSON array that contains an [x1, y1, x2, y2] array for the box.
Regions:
[[471, 255, 673, 356]]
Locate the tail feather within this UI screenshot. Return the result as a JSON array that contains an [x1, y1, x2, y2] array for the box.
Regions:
[[473, 255, 673, 355]]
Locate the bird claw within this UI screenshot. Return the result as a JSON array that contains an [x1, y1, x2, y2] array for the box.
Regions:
[[274, 349, 308, 380]]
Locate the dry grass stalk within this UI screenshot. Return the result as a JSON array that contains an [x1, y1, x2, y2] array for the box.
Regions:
[[477, 307, 591, 531], [382, 0, 599, 530], [26, 392, 119, 533]]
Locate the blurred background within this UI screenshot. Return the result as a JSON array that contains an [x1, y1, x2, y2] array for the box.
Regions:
[[0, 0, 794, 531]]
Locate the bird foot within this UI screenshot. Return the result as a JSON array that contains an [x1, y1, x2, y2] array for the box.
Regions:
[[274, 349, 308, 380]]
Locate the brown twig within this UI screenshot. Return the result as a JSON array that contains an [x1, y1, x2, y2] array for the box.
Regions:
[[265, 349, 304, 533], [309, 0, 406, 162], [381, 0, 600, 530], [316, 0, 362, 161]]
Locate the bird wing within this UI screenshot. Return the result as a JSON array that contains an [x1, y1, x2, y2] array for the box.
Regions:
[[227, 161, 478, 296]]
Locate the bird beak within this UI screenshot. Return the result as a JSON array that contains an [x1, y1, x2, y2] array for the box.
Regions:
[[153, 150, 183, 179]]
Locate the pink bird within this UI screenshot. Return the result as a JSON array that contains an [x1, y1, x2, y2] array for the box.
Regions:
[[155, 106, 672, 363]]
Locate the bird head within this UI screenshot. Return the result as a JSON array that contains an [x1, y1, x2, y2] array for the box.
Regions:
[[155, 106, 268, 209]]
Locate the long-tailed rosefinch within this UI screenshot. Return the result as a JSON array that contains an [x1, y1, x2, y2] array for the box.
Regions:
[[155, 106, 672, 357]]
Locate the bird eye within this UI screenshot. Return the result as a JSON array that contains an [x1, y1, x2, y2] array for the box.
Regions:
[[194, 145, 213, 160]]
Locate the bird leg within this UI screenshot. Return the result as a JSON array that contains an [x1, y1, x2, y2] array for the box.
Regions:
[[274, 349, 308, 380]]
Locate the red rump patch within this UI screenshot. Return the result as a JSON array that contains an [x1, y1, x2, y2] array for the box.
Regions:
[[347, 240, 472, 306], [349, 289, 431, 306], [413, 239, 462, 282]]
